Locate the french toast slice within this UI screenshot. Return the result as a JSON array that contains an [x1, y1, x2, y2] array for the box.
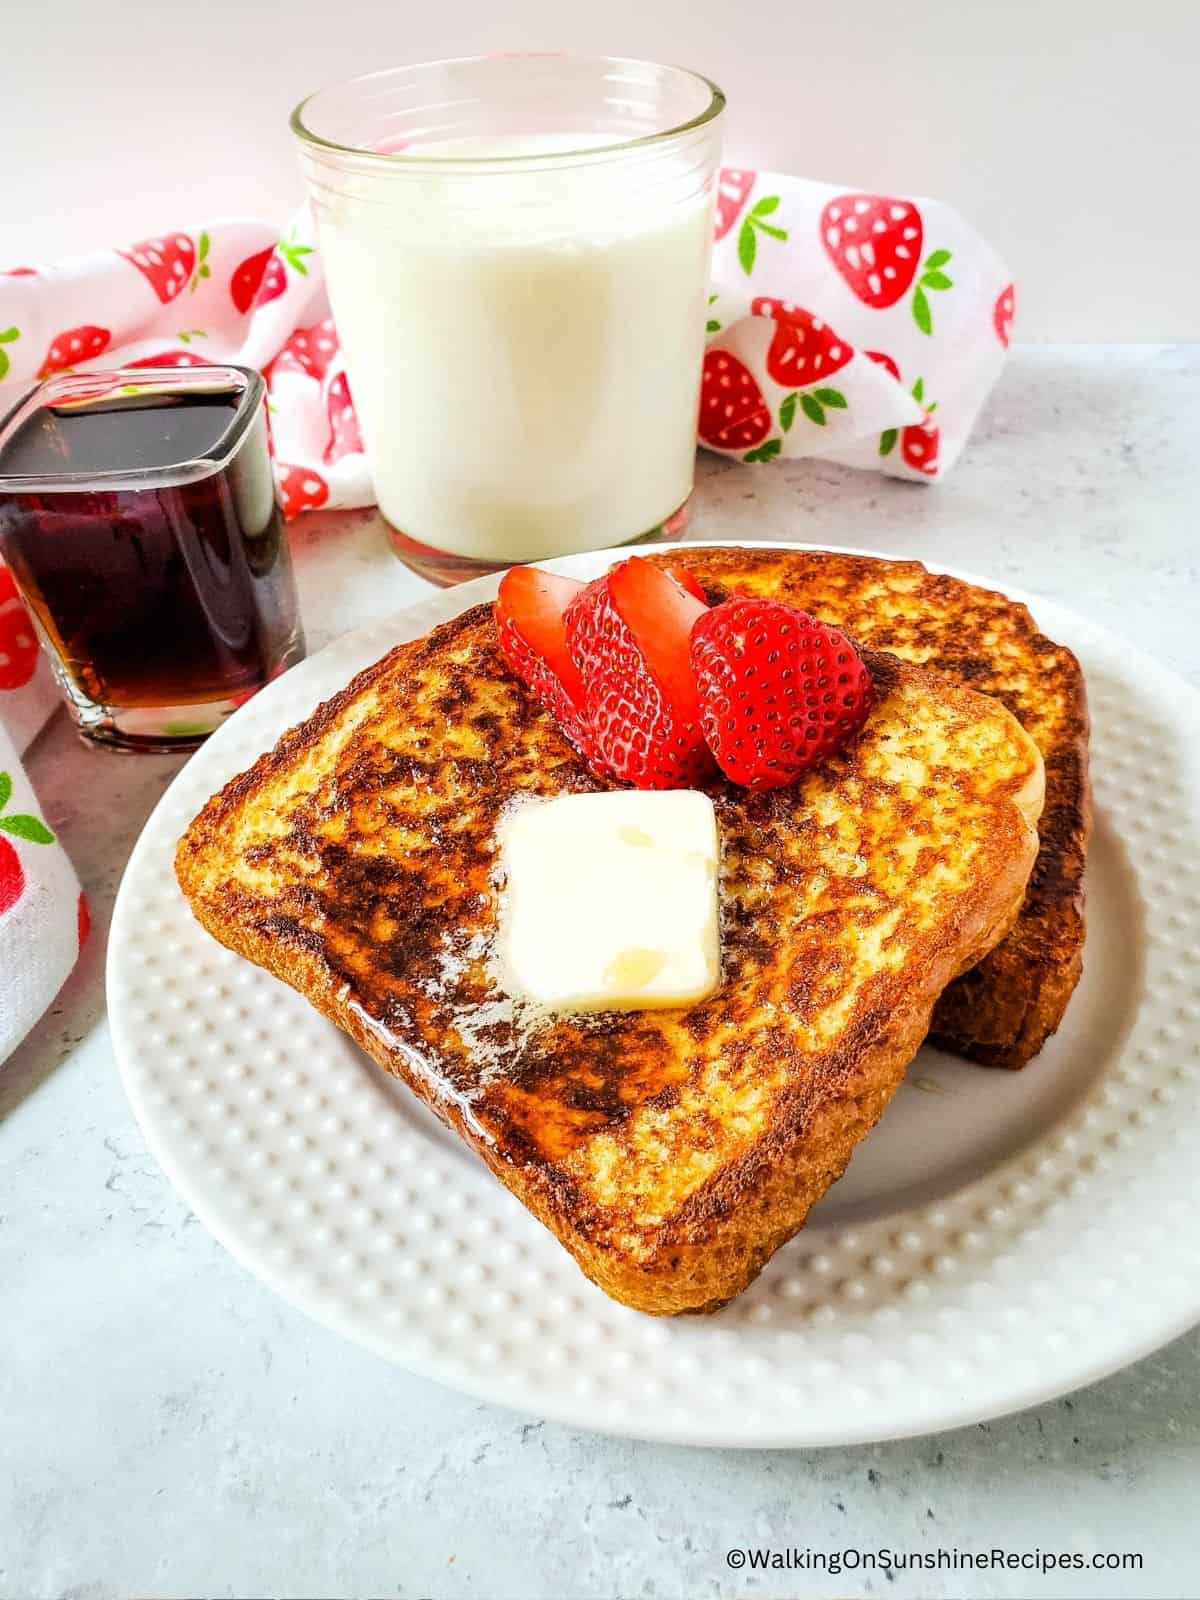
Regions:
[[647, 547, 1090, 1069], [177, 599, 1043, 1314]]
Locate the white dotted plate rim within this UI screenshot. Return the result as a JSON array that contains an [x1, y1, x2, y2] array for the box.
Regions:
[[107, 541, 1200, 1447]]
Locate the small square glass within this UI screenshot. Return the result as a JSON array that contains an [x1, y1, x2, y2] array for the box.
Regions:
[[0, 364, 305, 751]]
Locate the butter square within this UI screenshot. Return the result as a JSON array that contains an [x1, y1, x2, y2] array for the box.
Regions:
[[500, 790, 720, 1011]]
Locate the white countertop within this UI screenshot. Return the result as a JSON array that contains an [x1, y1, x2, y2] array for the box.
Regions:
[[3, 345, 1198, 1600]]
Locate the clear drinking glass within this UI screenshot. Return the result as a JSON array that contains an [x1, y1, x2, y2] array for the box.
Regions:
[[292, 55, 724, 583], [0, 366, 304, 751]]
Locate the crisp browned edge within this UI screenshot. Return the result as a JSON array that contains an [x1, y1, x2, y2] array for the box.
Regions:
[[648, 546, 1093, 1071], [176, 605, 1040, 1314]]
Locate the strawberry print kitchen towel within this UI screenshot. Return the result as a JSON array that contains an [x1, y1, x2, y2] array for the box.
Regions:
[[0, 173, 1012, 524], [0, 718, 86, 1061]]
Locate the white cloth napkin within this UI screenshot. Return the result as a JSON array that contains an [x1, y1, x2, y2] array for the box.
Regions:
[[0, 716, 85, 1060]]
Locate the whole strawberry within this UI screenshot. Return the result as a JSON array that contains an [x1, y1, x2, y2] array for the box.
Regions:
[[691, 598, 874, 790]]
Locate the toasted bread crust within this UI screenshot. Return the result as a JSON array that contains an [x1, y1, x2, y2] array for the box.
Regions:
[[177, 599, 1042, 1314], [647, 547, 1091, 1068]]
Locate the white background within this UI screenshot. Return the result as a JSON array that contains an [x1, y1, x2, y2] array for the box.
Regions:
[[5, 1, 1198, 337]]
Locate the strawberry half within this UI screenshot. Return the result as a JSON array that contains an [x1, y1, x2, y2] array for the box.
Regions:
[[566, 557, 714, 790], [494, 568, 597, 763], [691, 598, 874, 791]]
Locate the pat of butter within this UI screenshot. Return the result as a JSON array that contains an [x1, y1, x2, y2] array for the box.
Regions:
[[500, 790, 720, 1011]]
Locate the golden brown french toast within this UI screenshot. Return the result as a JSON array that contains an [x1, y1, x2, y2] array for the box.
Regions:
[[647, 547, 1090, 1069], [177, 598, 1043, 1314]]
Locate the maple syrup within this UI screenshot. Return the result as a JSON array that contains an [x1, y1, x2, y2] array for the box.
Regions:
[[0, 366, 304, 749]]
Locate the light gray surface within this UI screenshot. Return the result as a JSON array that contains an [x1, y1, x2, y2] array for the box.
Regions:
[[3, 345, 1198, 1600]]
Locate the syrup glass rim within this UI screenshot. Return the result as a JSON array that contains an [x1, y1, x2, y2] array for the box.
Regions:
[[290, 54, 725, 172], [0, 365, 267, 493]]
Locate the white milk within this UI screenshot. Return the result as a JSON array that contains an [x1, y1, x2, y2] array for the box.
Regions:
[[315, 135, 713, 563]]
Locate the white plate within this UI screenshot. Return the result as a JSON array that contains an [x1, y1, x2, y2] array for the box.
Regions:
[[108, 542, 1200, 1447]]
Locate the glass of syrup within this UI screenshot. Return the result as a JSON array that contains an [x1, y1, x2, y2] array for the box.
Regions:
[[0, 365, 304, 750]]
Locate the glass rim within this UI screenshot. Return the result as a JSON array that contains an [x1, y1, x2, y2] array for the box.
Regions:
[[0, 364, 266, 493], [290, 54, 725, 170]]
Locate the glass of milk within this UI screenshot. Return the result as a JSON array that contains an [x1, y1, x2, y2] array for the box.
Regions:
[[292, 55, 724, 581]]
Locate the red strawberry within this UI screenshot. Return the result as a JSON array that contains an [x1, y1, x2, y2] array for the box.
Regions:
[[494, 568, 599, 763], [230, 246, 274, 313], [751, 298, 853, 389], [38, 325, 110, 379], [0, 592, 39, 689], [130, 349, 216, 370], [274, 319, 339, 382], [324, 372, 363, 462], [118, 233, 195, 304], [901, 413, 940, 477], [276, 463, 329, 518], [821, 195, 952, 334], [77, 892, 91, 950], [993, 283, 1016, 349], [865, 349, 900, 382], [698, 351, 771, 452], [2, 266, 36, 277], [0, 836, 21, 916], [714, 168, 755, 241], [663, 568, 707, 605], [565, 557, 714, 790], [691, 598, 874, 791]]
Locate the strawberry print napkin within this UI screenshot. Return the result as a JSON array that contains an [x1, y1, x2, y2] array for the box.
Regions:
[[703, 172, 1014, 477], [0, 717, 86, 1061]]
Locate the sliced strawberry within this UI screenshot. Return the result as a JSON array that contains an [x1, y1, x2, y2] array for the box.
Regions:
[[118, 233, 196, 304], [663, 568, 707, 605], [230, 246, 274, 313], [566, 557, 713, 790], [276, 462, 329, 518], [692, 597, 874, 791], [993, 283, 1016, 349], [698, 351, 771, 452], [865, 349, 900, 382], [324, 371, 363, 462], [494, 568, 598, 763], [38, 324, 111, 379], [274, 318, 340, 382], [751, 298, 854, 388], [713, 167, 756, 241]]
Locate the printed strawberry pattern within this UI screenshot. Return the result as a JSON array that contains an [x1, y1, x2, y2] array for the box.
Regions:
[[698, 351, 772, 455], [0, 567, 39, 691], [325, 372, 362, 462], [249, 235, 314, 310], [994, 283, 1016, 348], [118, 233, 205, 303], [821, 195, 953, 335], [38, 325, 110, 379], [875, 363, 940, 478], [751, 297, 853, 432], [0, 769, 55, 917], [276, 463, 329, 518]]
